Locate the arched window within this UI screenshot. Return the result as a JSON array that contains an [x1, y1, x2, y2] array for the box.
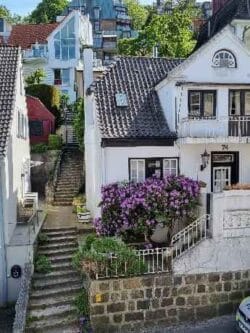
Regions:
[[212, 49, 236, 68]]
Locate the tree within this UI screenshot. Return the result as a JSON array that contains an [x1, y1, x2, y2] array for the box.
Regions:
[[28, 0, 69, 23], [0, 5, 22, 24], [124, 0, 149, 31], [118, 2, 197, 58], [25, 69, 46, 86]]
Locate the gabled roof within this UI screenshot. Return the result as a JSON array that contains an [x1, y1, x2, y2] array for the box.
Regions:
[[26, 96, 55, 120], [8, 23, 59, 49], [0, 45, 19, 157], [93, 57, 183, 145], [197, 0, 250, 48]]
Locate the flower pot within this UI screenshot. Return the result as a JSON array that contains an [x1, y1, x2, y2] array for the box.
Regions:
[[150, 224, 170, 244]]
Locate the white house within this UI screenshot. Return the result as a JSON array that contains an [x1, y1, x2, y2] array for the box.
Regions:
[[84, 0, 250, 275], [85, 0, 250, 216], [0, 45, 40, 305]]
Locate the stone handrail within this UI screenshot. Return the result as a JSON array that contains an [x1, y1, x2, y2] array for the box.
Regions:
[[13, 263, 32, 333]]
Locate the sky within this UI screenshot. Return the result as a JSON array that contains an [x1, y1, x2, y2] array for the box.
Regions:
[[1, 0, 153, 16]]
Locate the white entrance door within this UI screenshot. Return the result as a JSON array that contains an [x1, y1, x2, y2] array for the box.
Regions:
[[213, 167, 231, 193]]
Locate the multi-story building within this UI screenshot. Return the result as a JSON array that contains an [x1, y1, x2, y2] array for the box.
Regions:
[[62, 0, 135, 65]]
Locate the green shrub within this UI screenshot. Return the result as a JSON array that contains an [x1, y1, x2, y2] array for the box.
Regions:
[[37, 233, 49, 244], [34, 255, 52, 273], [74, 289, 89, 316], [31, 143, 48, 154], [48, 134, 62, 150], [73, 194, 86, 207], [73, 236, 146, 279], [77, 206, 87, 214]]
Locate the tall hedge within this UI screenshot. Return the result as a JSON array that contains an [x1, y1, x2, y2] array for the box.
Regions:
[[26, 84, 62, 127]]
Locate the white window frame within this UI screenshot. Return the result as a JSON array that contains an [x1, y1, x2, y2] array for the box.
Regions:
[[130, 159, 145, 183], [163, 158, 178, 177]]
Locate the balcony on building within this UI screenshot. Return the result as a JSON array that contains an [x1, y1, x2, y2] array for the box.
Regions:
[[22, 43, 48, 63]]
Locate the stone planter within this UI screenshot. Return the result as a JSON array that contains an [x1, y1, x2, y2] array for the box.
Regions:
[[150, 224, 170, 244]]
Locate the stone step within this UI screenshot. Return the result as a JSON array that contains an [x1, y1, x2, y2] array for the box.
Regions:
[[49, 254, 74, 264], [39, 241, 77, 251], [28, 303, 76, 321], [33, 276, 81, 290], [55, 188, 78, 193], [43, 230, 77, 237], [42, 227, 77, 233], [38, 247, 77, 257], [30, 282, 82, 299], [33, 269, 78, 281], [51, 261, 75, 271], [41, 235, 77, 243], [26, 313, 78, 333], [54, 194, 75, 199], [29, 293, 78, 310], [52, 202, 73, 206]]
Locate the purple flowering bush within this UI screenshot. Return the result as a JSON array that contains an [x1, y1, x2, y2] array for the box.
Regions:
[[94, 176, 200, 241]]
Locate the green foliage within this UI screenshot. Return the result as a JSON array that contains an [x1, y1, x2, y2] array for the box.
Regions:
[[124, 0, 149, 30], [118, 1, 197, 58], [74, 289, 89, 316], [73, 194, 86, 207], [77, 206, 87, 214], [73, 236, 146, 278], [31, 143, 48, 154], [26, 84, 62, 127], [37, 233, 49, 244], [48, 134, 62, 150], [25, 69, 46, 86], [0, 5, 22, 24], [34, 255, 52, 273], [72, 98, 84, 151], [28, 0, 69, 24]]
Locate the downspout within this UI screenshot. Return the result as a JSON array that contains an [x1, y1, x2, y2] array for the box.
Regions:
[[0, 158, 8, 305]]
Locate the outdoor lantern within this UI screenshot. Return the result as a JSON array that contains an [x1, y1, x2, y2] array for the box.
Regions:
[[200, 149, 210, 171]]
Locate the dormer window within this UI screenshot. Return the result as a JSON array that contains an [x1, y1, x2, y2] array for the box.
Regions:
[[212, 50, 236, 68]]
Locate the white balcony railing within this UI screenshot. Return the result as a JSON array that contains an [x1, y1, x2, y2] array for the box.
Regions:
[[178, 116, 250, 139]]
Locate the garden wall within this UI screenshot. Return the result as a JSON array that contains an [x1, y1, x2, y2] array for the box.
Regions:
[[89, 270, 250, 333]]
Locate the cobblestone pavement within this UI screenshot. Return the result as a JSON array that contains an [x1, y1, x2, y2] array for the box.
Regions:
[[0, 306, 15, 333]]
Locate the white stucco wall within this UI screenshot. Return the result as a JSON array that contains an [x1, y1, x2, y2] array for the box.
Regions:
[[174, 190, 250, 274], [2, 57, 30, 244]]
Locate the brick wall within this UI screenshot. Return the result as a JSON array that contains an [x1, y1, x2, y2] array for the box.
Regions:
[[89, 270, 250, 333]]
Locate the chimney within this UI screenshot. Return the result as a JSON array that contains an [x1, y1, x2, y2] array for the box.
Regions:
[[82, 15, 94, 94], [212, 0, 229, 14]]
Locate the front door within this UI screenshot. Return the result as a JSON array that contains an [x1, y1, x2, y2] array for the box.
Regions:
[[211, 152, 239, 192], [213, 167, 231, 193]]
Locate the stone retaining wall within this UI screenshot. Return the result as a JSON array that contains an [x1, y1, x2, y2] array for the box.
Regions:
[[89, 270, 250, 333]]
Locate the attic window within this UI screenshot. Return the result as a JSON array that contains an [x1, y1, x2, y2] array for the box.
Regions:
[[212, 50, 236, 68], [115, 93, 128, 107]]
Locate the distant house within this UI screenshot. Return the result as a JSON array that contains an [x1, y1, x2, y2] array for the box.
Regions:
[[0, 45, 39, 305], [27, 96, 55, 144]]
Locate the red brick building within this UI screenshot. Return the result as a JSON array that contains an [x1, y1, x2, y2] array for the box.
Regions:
[[27, 96, 55, 144]]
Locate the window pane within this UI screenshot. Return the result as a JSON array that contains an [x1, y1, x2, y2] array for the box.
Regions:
[[54, 41, 61, 59], [244, 92, 250, 115], [204, 93, 214, 117], [68, 17, 75, 38], [61, 25, 67, 39], [69, 46, 75, 59], [62, 69, 70, 85], [189, 92, 201, 116], [62, 47, 68, 60], [137, 160, 145, 182], [230, 91, 241, 115], [163, 159, 178, 177]]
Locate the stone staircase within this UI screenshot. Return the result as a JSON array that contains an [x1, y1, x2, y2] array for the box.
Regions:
[[26, 227, 81, 333], [53, 148, 83, 206]]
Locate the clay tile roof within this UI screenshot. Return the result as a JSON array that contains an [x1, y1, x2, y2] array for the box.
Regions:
[[8, 23, 59, 49], [26, 96, 55, 120], [0, 45, 20, 157], [94, 56, 183, 143], [197, 0, 250, 48]]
